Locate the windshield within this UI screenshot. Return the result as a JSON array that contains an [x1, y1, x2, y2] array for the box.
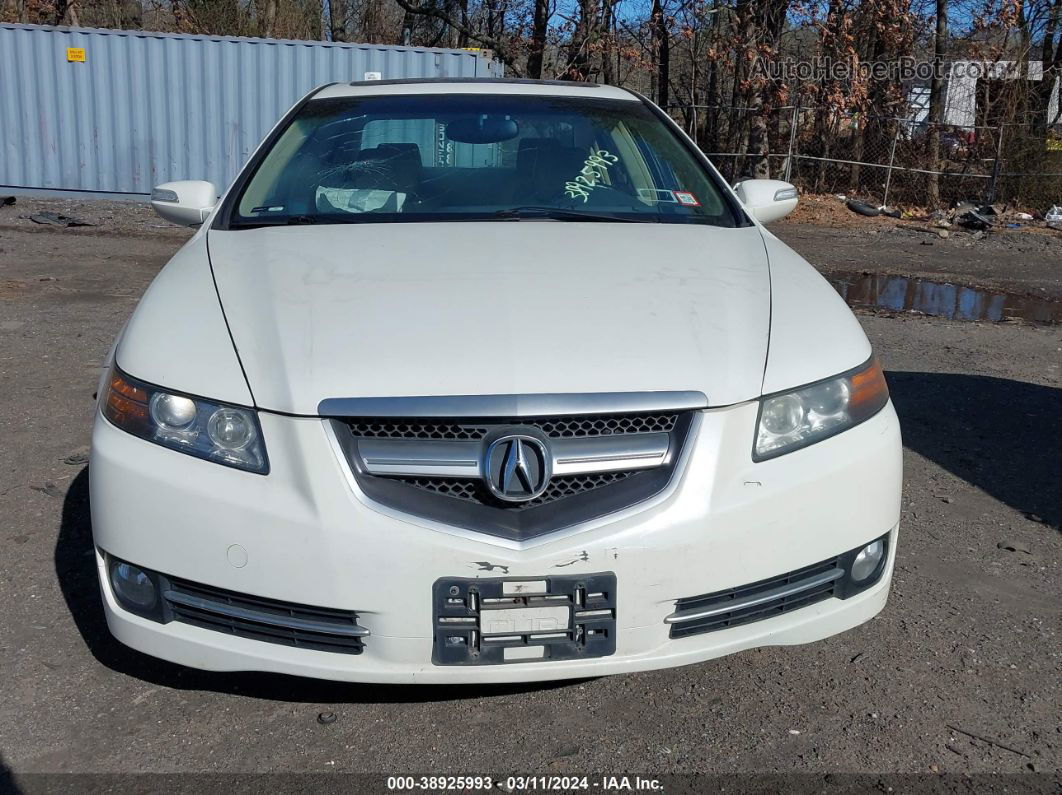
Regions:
[[228, 94, 741, 228]]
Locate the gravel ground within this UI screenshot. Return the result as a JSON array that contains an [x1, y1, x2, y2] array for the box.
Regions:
[[778, 193, 1062, 301], [0, 202, 1059, 789]]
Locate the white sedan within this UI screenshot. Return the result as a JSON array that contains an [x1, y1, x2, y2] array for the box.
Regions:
[[91, 78, 901, 683]]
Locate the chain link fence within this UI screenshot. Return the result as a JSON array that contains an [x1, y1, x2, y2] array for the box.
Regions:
[[669, 104, 1062, 210]]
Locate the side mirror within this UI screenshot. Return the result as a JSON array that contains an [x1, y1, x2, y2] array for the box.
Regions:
[[150, 180, 218, 227], [733, 179, 798, 224]]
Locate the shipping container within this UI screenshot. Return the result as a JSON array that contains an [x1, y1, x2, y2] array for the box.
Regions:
[[0, 23, 501, 197]]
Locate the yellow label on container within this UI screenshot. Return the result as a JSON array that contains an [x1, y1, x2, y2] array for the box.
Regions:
[[66, 47, 85, 62]]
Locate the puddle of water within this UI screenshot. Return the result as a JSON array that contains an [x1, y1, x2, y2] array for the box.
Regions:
[[827, 271, 1062, 324]]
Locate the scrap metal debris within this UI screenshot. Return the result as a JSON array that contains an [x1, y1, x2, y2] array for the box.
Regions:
[[897, 223, 949, 240], [28, 211, 94, 227], [957, 210, 995, 230], [31, 481, 64, 498], [996, 540, 1031, 554], [63, 447, 90, 466], [946, 724, 1031, 758]]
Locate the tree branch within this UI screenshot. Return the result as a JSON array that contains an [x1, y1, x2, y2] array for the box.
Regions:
[[392, 0, 521, 73]]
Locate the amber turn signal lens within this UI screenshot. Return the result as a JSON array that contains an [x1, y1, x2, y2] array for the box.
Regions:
[[103, 370, 150, 433], [848, 358, 889, 417], [109, 373, 147, 401]]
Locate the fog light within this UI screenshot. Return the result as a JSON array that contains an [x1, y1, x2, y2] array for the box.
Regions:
[[111, 562, 157, 609], [851, 539, 885, 582]]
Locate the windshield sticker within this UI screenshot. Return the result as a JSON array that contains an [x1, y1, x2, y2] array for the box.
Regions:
[[637, 189, 678, 204], [564, 150, 620, 202], [674, 191, 701, 207]]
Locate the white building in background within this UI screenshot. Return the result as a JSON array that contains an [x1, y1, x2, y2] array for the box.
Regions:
[[908, 60, 1060, 130]]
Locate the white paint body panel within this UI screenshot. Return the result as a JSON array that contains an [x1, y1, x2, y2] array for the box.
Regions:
[[150, 180, 218, 227], [92, 81, 902, 683], [733, 179, 798, 224], [91, 397, 901, 683], [116, 234, 253, 406], [206, 223, 772, 413], [314, 81, 640, 102], [759, 233, 873, 394]]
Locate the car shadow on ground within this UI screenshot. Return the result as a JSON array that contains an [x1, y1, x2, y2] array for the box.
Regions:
[[0, 754, 20, 795], [55, 468, 581, 703], [886, 371, 1060, 532]]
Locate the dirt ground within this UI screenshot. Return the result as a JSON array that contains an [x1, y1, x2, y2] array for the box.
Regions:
[[0, 198, 1059, 789], [777, 194, 1062, 301]]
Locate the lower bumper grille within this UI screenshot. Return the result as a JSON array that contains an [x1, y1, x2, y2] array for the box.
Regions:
[[666, 535, 889, 639], [163, 578, 368, 655], [391, 470, 636, 509]]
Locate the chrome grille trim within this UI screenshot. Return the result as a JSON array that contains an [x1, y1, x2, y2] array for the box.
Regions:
[[319, 390, 708, 419], [323, 412, 703, 549], [664, 567, 844, 625], [161, 576, 369, 654], [164, 589, 371, 638], [358, 432, 670, 478], [325, 393, 701, 543], [359, 439, 481, 477]]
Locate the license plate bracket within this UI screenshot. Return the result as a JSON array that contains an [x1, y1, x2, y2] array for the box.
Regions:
[[432, 572, 617, 665]]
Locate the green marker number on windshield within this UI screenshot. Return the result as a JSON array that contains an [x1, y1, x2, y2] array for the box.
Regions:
[[564, 150, 620, 202]]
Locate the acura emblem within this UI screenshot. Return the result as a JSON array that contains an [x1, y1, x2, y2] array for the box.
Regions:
[[483, 434, 552, 502]]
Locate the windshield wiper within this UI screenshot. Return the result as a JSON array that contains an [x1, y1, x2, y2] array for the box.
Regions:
[[232, 213, 381, 229], [493, 207, 650, 223]]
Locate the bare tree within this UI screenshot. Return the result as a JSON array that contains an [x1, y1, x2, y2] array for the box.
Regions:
[[393, 0, 523, 70], [260, 0, 277, 36], [527, 0, 551, 78], [330, 0, 351, 40], [650, 0, 669, 107], [926, 0, 948, 207]]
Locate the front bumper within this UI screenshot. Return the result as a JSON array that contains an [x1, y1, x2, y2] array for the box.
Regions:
[[90, 399, 902, 684]]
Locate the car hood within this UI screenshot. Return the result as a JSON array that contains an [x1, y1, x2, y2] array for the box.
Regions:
[[207, 222, 771, 415]]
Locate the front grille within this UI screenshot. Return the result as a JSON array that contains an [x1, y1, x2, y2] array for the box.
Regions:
[[163, 577, 367, 655], [346, 412, 678, 441], [668, 557, 842, 639], [349, 420, 489, 440], [391, 470, 635, 508], [532, 413, 678, 438], [526, 471, 635, 506], [394, 476, 480, 501], [331, 398, 698, 542]]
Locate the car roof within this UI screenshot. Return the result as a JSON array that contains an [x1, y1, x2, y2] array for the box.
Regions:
[[314, 78, 640, 102]]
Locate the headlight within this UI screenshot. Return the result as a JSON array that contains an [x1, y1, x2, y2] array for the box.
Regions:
[[754, 357, 889, 460], [101, 366, 269, 474]]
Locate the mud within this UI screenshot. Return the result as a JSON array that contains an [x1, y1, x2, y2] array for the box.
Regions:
[[829, 271, 1062, 324]]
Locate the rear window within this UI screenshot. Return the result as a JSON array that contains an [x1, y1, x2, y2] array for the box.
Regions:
[[229, 93, 740, 228]]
